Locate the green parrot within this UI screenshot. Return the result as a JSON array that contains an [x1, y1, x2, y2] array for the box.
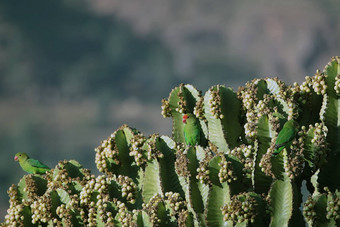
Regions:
[[182, 113, 201, 146], [14, 152, 50, 174], [272, 120, 298, 156]]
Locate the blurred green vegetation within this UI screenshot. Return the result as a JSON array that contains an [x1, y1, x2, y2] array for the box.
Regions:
[[0, 0, 339, 220]]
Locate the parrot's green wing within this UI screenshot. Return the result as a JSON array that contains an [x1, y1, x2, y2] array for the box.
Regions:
[[184, 125, 200, 146], [183, 113, 202, 146], [27, 158, 50, 169], [275, 127, 296, 148], [273, 120, 297, 156]]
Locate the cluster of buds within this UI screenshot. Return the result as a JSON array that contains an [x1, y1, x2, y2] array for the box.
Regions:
[[208, 86, 224, 119], [255, 97, 271, 117], [175, 149, 190, 177], [196, 157, 211, 184], [95, 194, 114, 225], [30, 195, 52, 224], [175, 101, 186, 114], [103, 208, 115, 225], [130, 134, 147, 166], [115, 200, 133, 227], [193, 96, 205, 119], [229, 144, 256, 174], [4, 204, 26, 227], [259, 151, 275, 178], [143, 194, 165, 225], [302, 195, 316, 222], [258, 122, 279, 178], [244, 121, 257, 139], [287, 98, 299, 120], [291, 82, 301, 95], [305, 123, 328, 168], [93, 175, 109, 194], [238, 80, 272, 140], [56, 203, 68, 219], [238, 80, 257, 111], [79, 175, 109, 225], [208, 142, 218, 155], [283, 139, 304, 180], [49, 161, 77, 190], [4, 166, 87, 226], [23, 175, 44, 201], [117, 175, 137, 204], [147, 135, 164, 160], [177, 210, 191, 226], [68, 194, 81, 211], [269, 117, 285, 144], [221, 193, 259, 224], [55, 204, 81, 226], [161, 98, 172, 118], [292, 82, 311, 107], [229, 144, 254, 160], [95, 132, 119, 173], [165, 192, 187, 217], [218, 157, 237, 183], [300, 76, 314, 94], [87, 201, 98, 226], [4, 185, 25, 227], [175, 85, 188, 114], [269, 112, 282, 132], [273, 78, 289, 97], [334, 74, 340, 94], [130, 134, 165, 166], [242, 97, 258, 139], [312, 123, 328, 148], [176, 142, 186, 152], [304, 188, 340, 223], [325, 189, 340, 220], [312, 70, 328, 95], [79, 174, 96, 205]]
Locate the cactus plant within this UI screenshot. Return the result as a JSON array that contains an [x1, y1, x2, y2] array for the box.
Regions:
[[2, 57, 340, 226]]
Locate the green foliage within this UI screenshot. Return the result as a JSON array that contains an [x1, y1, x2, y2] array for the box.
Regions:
[[2, 57, 340, 226]]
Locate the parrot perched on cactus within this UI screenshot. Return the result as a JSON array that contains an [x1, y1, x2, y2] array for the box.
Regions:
[[14, 152, 50, 174], [272, 120, 298, 156], [182, 113, 201, 146]]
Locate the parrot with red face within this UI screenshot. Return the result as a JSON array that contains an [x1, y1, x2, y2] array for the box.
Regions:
[[14, 152, 50, 174]]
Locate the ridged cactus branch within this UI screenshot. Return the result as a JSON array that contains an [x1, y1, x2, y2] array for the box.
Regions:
[[161, 84, 207, 144], [203, 85, 242, 152], [318, 57, 340, 192]]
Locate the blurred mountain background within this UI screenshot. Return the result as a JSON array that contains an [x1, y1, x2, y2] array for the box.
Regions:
[[0, 0, 339, 219]]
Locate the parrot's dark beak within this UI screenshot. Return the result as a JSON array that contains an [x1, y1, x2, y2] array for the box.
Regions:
[[14, 156, 18, 161]]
